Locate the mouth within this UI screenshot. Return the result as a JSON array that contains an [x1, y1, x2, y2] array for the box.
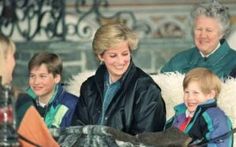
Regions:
[[198, 39, 209, 44], [33, 87, 43, 91], [115, 65, 126, 70], [187, 102, 197, 107]]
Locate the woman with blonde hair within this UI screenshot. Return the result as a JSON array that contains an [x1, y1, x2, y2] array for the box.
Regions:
[[73, 23, 166, 135]]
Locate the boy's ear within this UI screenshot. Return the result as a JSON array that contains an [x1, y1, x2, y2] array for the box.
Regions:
[[209, 90, 216, 99], [54, 74, 61, 83]]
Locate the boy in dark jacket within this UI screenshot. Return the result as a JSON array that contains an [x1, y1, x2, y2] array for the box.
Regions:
[[26, 52, 78, 128], [166, 67, 233, 146]]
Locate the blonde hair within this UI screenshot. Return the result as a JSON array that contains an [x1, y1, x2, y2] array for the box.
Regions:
[[92, 23, 139, 56], [183, 67, 221, 98], [0, 34, 16, 80]]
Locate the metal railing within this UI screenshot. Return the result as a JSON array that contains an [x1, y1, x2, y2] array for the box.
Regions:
[[0, 0, 109, 41], [0, 0, 150, 41]]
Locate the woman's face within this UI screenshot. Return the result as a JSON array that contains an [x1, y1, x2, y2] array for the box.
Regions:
[[5, 49, 16, 84], [29, 64, 60, 101], [184, 81, 215, 113], [98, 41, 131, 83], [194, 15, 223, 55]]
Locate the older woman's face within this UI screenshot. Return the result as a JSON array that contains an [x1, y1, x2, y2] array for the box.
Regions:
[[194, 15, 223, 55], [98, 41, 131, 83]]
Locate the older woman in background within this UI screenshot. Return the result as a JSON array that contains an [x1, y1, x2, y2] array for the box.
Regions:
[[161, 0, 236, 78], [73, 23, 166, 135]]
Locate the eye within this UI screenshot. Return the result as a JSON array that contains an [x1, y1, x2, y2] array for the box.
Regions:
[[195, 27, 202, 31], [184, 90, 189, 94], [29, 74, 35, 79], [122, 52, 129, 56], [206, 29, 213, 33], [109, 54, 116, 58], [40, 74, 48, 79], [193, 91, 199, 95]]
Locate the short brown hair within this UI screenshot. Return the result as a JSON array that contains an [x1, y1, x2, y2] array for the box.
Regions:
[[183, 67, 221, 98], [28, 52, 62, 77]]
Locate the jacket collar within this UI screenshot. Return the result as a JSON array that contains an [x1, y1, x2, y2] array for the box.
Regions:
[[190, 39, 230, 66], [94, 59, 136, 98], [26, 83, 64, 107], [174, 99, 217, 115]]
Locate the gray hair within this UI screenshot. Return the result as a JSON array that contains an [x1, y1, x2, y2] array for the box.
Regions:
[[191, 0, 230, 38]]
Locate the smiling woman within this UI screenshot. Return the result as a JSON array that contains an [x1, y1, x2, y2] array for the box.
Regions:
[[160, 0, 236, 79], [72, 23, 166, 135]]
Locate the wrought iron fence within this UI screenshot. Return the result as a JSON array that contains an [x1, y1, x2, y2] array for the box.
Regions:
[[0, 0, 107, 41], [0, 0, 150, 41]]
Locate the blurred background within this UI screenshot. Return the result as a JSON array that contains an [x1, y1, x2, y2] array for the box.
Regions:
[[1, 0, 236, 88]]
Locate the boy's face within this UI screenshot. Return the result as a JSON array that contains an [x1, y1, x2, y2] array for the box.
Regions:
[[29, 63, 60, 101], [184, 81, 215, 113]]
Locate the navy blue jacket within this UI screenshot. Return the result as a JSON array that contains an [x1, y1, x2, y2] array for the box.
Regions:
[[26, 84, 79, 128], [167, 100, 233, 147], [73, 61, 166, 135]]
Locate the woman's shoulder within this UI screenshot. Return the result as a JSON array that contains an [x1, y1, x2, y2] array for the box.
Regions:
[[134, 67, 157, 83], [171, 48, 196, 60], [162, 48, 197, 69], [227, 47, 236, 56], [66, 71, 95, 97], [80, 75, 98, 91], [131, 68, 161, 92]]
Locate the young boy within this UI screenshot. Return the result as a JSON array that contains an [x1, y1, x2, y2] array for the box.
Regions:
[[166, 67, 233, 146], [26, 52, 78, 128]]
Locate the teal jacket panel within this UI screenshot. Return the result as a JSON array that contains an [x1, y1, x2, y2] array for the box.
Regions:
[[161, 40, 236, 78]]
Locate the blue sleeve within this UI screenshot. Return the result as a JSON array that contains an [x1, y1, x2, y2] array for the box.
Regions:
[[202, 108, 233, 147]]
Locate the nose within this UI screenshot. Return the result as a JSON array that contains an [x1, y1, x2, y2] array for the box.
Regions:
[[185, 93, 193, 100], [199, 30, 207, 38], [31, 76, 40, 84], [117, 56, 126, 65]]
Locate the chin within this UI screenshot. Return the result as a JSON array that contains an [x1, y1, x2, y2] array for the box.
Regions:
[[113, 70, 126, 76], [187, 107, 196, 113], [34, 91, 42, 96]]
